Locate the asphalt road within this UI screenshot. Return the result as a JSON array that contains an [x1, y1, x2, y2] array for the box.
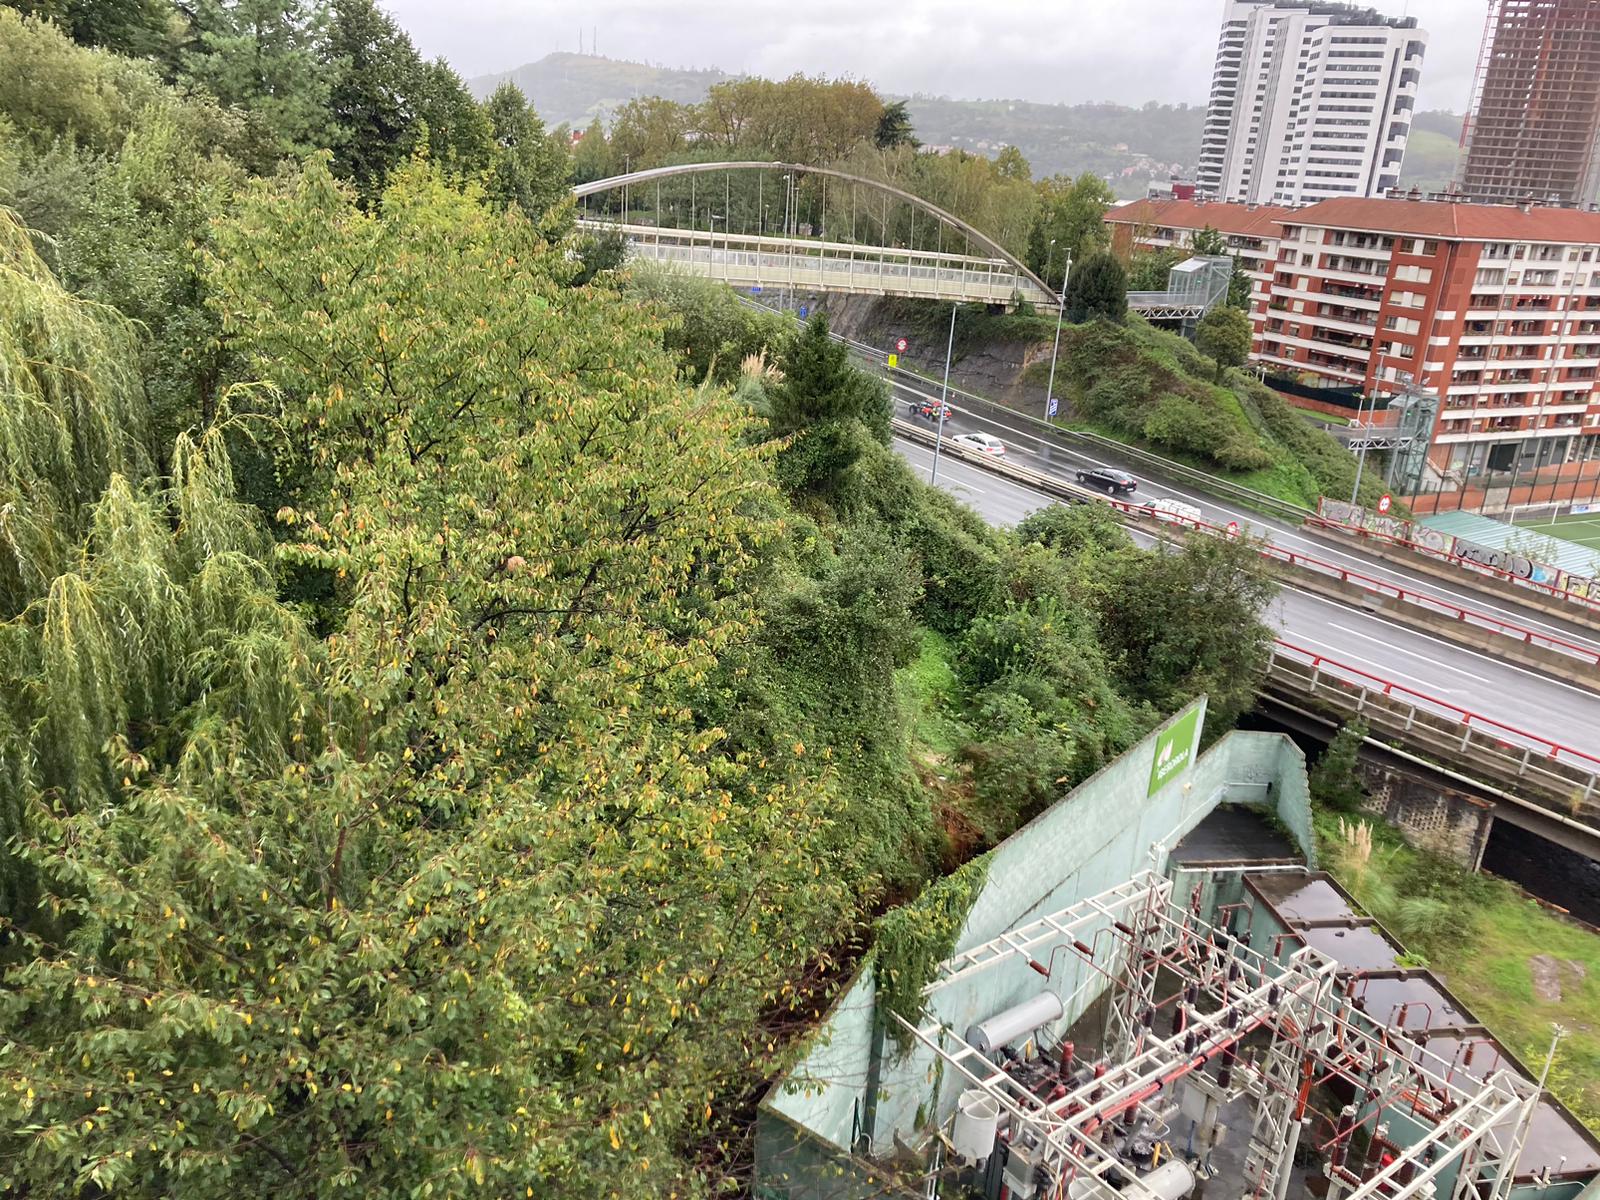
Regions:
[[891, 434, 1600, 763], [889, 372, 1600, 657]]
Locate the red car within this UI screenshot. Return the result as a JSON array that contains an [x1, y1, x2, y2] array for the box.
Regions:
[[907, 399, 952, 422]]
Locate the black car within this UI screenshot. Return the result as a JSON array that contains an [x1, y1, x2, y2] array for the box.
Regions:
[[1075, 466, 1138, 495]]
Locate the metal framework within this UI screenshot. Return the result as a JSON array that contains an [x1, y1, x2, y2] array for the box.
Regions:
[[899, 872, 1541, 1200], [577, 219, 1043, 306], [1457, 0, 1600, 205], [573, 161, 1055, 301]]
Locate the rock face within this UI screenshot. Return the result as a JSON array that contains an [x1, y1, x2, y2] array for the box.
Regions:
[[1528, 954, 1587, 1003], [811, 293, 1053, 411]]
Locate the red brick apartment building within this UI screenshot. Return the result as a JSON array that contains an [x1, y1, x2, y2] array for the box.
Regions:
[[1108, 196, 1600, 514]]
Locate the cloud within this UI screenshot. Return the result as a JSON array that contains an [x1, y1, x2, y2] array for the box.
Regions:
[[384, 0, 1481, 113]]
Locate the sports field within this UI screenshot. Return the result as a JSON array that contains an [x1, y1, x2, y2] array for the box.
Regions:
[[1516, 512, 1600, 553]]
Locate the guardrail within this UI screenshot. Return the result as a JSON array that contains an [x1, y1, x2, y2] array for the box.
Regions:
[[897, 415, 1600, 669], [1305, 515, 1600, 621], [1125, 507, 1600, 669], [1266, 641, 1600, 815], [895, 413, 1600, 821], [737, 294, 1320, 525], [885, 365, 1318, 525]]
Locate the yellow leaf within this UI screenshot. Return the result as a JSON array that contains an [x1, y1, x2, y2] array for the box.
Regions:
[[609, 1124, 621, 1150]]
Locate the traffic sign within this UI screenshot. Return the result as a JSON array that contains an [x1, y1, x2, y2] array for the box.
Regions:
[[1227, 521, 1241, 537], [887, 353, 899, 369], [1047, 397, 1060, 418], [798, 304, 808, 319], [751, 286, 763, 294], [1377, 494, 1392, 515], [895, 337, 909, 353]]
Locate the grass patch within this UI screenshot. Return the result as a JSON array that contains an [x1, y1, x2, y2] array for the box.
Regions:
[[1316, 808, 1600, 1131], [897, 628, 967, 757]]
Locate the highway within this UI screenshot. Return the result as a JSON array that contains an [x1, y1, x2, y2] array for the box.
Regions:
[[892, 434, 1600, 762], [888, 370, 1600, 655]]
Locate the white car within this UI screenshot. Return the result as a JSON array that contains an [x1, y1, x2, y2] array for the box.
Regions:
[[951, 432, 1006, 455]]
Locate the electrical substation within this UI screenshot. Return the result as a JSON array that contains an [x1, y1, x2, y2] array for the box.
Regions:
[[755, 704, 1600, 1200]]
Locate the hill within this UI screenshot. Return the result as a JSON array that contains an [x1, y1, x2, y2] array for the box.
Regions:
[[905, 96, 1203, 195], [467, 52, 733, 126], [1398, 110, 1464, 193], [470, 53, 1202, 191]]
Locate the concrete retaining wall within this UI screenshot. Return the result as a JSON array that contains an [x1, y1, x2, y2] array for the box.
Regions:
[[1307, 525, 1600, 635]]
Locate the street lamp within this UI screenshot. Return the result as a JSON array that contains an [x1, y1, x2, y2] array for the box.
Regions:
[[930, 302, 959, 484], [1044, 248, 1071, 421]]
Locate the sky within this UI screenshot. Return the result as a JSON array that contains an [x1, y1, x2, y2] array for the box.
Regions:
[[383, 0, 1487, 115]]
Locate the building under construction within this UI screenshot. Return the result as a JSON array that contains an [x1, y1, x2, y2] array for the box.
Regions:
[[755, 701, 1600, 1200], [1458, 0, 1600, 207]]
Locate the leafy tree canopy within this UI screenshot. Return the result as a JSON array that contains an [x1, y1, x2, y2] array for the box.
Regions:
[[1195, 304, 1254, 382], [1064, 249, 1128, 324], [0, 157, 856, 1198]]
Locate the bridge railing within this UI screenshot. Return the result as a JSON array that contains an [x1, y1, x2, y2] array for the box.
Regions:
[[580, 220, 1053, 306], [1266, 641, 1600, 819]]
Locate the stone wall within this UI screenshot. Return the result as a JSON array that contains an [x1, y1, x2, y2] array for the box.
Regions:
[[1356, 760, 1494, 870]]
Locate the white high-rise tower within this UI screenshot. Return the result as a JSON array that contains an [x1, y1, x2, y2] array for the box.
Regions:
[[1197, 0, 1428, 205]]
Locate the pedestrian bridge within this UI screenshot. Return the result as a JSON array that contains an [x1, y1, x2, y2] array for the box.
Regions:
[[572, 162, 1230, 317], [575, 219, 1052, 306]]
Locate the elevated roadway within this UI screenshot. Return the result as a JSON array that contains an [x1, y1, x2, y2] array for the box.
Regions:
[[891, 433, 1600, 767]]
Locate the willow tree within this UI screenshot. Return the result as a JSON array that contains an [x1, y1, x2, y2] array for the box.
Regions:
[[0, 209, 148, 617], [0, 158, 853, 1198]]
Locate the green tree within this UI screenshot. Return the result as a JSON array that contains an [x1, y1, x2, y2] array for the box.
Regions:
[[0, 156, 856, 1198], [1096, 534, 1276, 732], [1064, 250, 1127, 324], [874, 97, 918, 149], [1195, 304, 1253, 382], [1311, 719, 1370, 811], [608, 95, 692, 171], [323, 0, 419, 194], [993, 144, 1032, 182], [410, 56, 493, 176], [1191, 224, 1227, 256], [1127, 245, 1185, 290], [571, 116, 611, 183], [767, 314, 891, 499], [182, 0, 331, 161], [3, 0, 174, 58], [483, 80, 571, 222], [1027, 171, 1114, 289]]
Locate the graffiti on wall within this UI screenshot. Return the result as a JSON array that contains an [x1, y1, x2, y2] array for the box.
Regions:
[[1317, 498, 1595, 600]]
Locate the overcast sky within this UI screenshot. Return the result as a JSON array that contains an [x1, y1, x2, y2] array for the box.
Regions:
[[382, 0, 1485, 114]]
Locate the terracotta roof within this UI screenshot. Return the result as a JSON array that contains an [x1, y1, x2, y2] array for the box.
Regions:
[[1108, 196, 1600, 246], [1289, 197, 1600, 243], [1106, 198, 1298, 240]]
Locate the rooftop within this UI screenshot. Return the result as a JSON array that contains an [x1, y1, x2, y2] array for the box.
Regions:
[[1108, 196, 1600, 245]]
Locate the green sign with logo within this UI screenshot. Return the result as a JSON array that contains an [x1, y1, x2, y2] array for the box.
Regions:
[[1148, 703, 1202, 797]]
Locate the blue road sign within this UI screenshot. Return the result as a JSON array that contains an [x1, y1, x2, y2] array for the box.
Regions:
[[798, 305, 809, 319], [1047, 397, 1060, 418], [751, 286, 763, 293]]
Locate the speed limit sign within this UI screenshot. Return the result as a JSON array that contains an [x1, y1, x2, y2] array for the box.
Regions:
[[1227, 521, 1241, 537], [895, 337, 909, 353], [1377, 494, 1392, 515]]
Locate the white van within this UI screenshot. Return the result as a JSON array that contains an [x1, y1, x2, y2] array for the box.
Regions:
[[1143, 497, 1204, 527]]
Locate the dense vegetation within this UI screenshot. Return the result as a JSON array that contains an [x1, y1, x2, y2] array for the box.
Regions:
[[0, 9, 1279, 1195], [466, 51, 1205, 197], [1057, 318, 1391, 509]]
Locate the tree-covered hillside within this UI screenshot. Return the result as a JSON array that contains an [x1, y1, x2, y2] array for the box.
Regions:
[[0, 9, 1276, 1195]]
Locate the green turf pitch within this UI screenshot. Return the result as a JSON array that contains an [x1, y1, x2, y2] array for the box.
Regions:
[[1517, 513, 1600, 551]]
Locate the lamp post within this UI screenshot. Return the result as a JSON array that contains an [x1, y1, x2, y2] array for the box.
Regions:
[[930, 302, 958, 485], [1044, 248, 1071, 421]]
